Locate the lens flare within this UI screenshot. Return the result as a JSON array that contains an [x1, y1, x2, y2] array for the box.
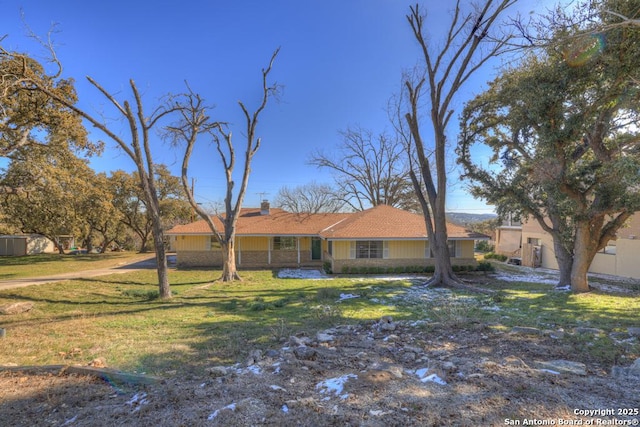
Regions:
[[562, 33, 605, 67]]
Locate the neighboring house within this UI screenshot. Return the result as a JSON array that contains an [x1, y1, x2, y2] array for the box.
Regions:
[[165, 203, 489, 272], [494, 215, 522, 257], [518, 214, 640, 279], [0, 234, 56, 256]]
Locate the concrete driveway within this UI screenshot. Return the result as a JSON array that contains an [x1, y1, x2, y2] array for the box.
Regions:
[[0, 255, 175, 291]]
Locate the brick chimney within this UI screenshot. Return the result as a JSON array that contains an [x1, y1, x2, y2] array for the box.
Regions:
[[260, 200, 270, 215]]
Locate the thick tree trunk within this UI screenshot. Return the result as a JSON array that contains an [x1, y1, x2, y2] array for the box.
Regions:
[[151, 220, 171, 299], [570, 223, 596, 293], [552, 237, 573, 288], [428, 221, 457, 287], [220, 239, 241, 281]]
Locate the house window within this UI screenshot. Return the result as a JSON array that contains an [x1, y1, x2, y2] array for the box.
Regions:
[[448, 240, 458, 258], [273, 236, 296, 250], [424, 241, 432, 258], [356, 241, 383, 259], [527, 237, 541, 246]]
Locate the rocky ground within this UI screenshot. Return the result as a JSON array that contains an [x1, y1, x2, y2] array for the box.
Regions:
[[2, 273, 639, 426]]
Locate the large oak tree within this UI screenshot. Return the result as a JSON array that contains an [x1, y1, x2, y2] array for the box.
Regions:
[[458, 0, 640, 292]]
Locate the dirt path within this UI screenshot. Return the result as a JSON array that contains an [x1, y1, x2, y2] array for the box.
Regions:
[[0, 254, 169, 291]]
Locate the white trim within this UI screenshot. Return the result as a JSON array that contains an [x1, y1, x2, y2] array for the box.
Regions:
[[383, 241, 389, 259]]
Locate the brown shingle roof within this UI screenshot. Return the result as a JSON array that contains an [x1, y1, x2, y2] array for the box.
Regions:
[[166, 205, 488, 240], [319, 204, 486, 239], [166, 208, 349, 236]]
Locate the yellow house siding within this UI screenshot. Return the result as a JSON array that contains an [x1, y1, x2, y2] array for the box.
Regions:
[[387, 240, 425, 259], [175, 235, 209, 251], [332, 241, 351, 259], [239, 236, 269, 251], [457, 240, 475, 259]]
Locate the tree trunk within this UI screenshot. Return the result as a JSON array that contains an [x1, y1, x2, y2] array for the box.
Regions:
[[220, 239, 241, 282], [428, 216, 457, 287], [54, 239, 66, 255], [570, 223, 596, 293], [138, 234, 149, 253], [552, 237, 573, 288], [151, 219, 171, 299]]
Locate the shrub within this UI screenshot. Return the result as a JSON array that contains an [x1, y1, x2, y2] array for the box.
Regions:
[[475, 241, 494, 252], [322, 261, 333, 274], [485, 252, 508, 262], [341, 266, 350, 274], [476, 261, 495, 272]]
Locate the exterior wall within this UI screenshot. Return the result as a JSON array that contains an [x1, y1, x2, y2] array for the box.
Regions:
[[0, 235, 55, 256], [26, 236, 56, 254], [0, 237, 26, 256], [175, 235, 210, 252], [521, 219, 558, 270], [522, 216, 640, 279], [387, 240, 425, 259], [176, 235, 321, 268], [328, 239, 477, 273], [176, 250, 222, 267], [616, 214, 640, 239], [615, 239, 640, 278], [457, 240, 475, 259], [175, 235, 479, 272], [495, 227, 522, 255]]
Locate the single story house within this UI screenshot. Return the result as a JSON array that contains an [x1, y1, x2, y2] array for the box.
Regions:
[[166, 203, 489, 273]]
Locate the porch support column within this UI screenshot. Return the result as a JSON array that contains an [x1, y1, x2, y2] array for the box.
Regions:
[[268, 237, 271, 265], [297, 237, 301, 265], [238, 237, 242, 265]]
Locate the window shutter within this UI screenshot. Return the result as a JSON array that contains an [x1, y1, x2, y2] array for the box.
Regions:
[[424, 241, 430, 258], [383, 241, 389, 259], [456, 241, 462, 258], [349, 241, 356, 259], [206, 236, 212, 251]]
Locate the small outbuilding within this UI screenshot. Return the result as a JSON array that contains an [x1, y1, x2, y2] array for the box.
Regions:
[[0, 234, 56, 256]]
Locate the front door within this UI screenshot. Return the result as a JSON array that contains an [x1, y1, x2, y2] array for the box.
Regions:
[[311, 238, 322, 260]]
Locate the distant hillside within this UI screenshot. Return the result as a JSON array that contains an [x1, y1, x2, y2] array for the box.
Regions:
[[446, 212, 497, 227]]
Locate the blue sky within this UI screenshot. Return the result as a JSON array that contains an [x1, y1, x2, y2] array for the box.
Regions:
[[1, 0, 557, 214]]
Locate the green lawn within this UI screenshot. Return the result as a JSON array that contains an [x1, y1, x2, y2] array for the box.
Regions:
[[0, 252, 151, 280], [0, 265, 638, 376]]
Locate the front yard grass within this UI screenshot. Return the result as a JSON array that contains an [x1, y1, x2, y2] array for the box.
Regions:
[[0, 252, 150, 280], [0, 265, 638, 376], [0, 270, 410, 375]]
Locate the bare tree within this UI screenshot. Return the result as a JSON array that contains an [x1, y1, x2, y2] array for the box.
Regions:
[[0, 40, 184, 299], [401, 1, 515, 288], [309, 126, 418, 212], [169, 49, 280, 282], [275, 182, 346, 214]]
